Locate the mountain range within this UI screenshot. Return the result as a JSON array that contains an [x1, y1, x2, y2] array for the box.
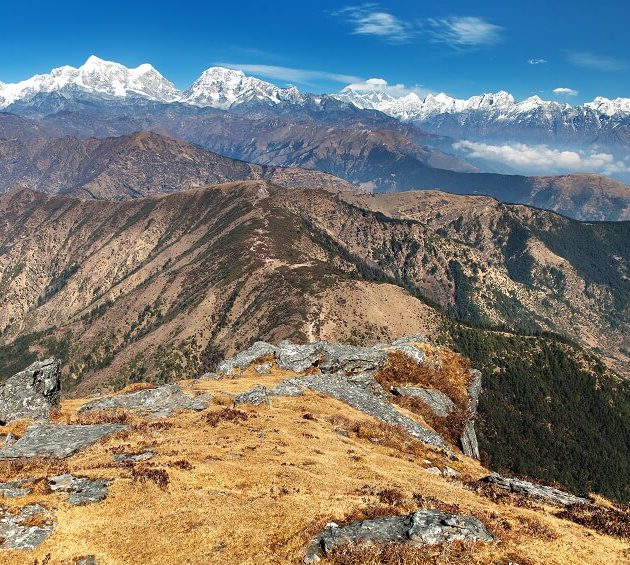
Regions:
[[4, 56, 630, 150]]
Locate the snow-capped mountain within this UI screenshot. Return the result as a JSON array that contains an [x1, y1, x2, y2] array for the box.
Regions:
[[0, 56, 181, 107], [180, 66, 304, 109], [334, 86, 630, 143], [3, 57, 630, 146]]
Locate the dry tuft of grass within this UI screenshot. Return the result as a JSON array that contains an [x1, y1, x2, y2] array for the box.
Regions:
[[557, 504, 630, 539], [130, 466, 170, 490], [376, 350, 471, 408], [203, 408, 249, 427]]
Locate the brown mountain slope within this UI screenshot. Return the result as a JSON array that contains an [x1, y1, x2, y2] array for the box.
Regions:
[[0, 183, 629, 391], [0, 131, 355, 199]]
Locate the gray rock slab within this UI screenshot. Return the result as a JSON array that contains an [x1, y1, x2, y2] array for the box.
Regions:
[[113, 451, 155, 463], [255, 363, 272, 375], [0, 477, 37, 498], [392, 386, 457, 418], [234, 381, 304, 406], [305, 509, 493, 562], [299, 374, 448, 450], [0, 358, 61, 423], [74, 557, 98, 565], [318, 343, 388, 375], [48, 473, 110, 505], [484, 474, 589, 506], [0, 423, 126, 459], [217, 341, 276, 375], [0, 503, 55, 549], [79, 384, 211, 418]]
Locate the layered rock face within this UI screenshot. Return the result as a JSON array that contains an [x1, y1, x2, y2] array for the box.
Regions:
[[0, 358, 61, 423]]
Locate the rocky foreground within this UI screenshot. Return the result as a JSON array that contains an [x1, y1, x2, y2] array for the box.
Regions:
[[0, 338, 627, 564]]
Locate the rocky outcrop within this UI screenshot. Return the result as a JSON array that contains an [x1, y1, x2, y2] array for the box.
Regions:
[[0, 358, 61, 423], [217, 341, 276, 375], [79, 384, 211, 418], [219, 340, 388, 377], [460, 369, 482, 459], [392, 386, 457, 418], [0, 423, 126, 459], [305, 509, 493, 562], [484, 474, 589, 506], [0, 503, 55, 549], [298, 374, 449, 451], [48, 474, 111, 505]]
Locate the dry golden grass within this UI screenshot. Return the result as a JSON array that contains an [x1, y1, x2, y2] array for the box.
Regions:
[[0, 371, 627, 564]]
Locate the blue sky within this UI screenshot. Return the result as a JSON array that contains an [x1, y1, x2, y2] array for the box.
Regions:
[[2, 0, 629, 102]]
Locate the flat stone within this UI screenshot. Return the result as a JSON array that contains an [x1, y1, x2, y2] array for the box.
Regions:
[[113, 451, 155, 463], [74, 557, 98, 565], [79, 384, 211, 418], [217, 341, 276, 375], [305, 509, 493, 562], [0, 503, 55, 549], [275, 342, 323, 373], [0, 477, 37, 498], [0, 423, 126, 459], [234, 381, 303, 406], [484, 474, 589, 506], [48, 474, 110, 505], [298, 374, 448, 451], [392, 386, 457, 418], [0, 358, 61, 423]]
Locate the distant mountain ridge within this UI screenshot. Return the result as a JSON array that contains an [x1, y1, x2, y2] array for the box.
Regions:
[[3, 56, 630, 147], [0, 131, 356, 199]]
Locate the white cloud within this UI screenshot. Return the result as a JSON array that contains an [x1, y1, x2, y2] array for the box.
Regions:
[[528, 58, 547, 65], [428, 17, 503, 47], [334, 4, 414, 43], [453, 140, 630, 176], [566, 52, 628, 71], [343, 77, 432, 98], [553, 87, 578, 96], [214, 63, 362, 87]]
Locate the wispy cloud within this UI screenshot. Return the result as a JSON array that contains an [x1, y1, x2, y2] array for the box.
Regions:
[[342, 77, 432, 98], [528, 58, 547, 65], [427, 16, 503, 48], [552, 87, 578, 96], [454, 140, 630, 176], [566, 51, 628, 71], [214, 63, 362, 87], [333, 4, 414, 43]]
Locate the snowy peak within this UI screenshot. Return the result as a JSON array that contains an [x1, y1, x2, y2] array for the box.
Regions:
[[333, 86, 630, 123], [0, 56, 181, 107], [180, 66, 305, 109]]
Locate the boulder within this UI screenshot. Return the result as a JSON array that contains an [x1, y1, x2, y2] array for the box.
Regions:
[[79, 384, 211, 418], [275, 342, 323, 373], [392, 386, 457, 418], [318, 343, 387, 375], [0, 503, 55, 549], [217, 341, 276, 375], [0, 423, 126, 459], [0, 358, 61, 423], [48, 474, 110, 505], [305, 509, 493, 562], [483, 474, 589, 506], [460, 369, 482, 459]]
